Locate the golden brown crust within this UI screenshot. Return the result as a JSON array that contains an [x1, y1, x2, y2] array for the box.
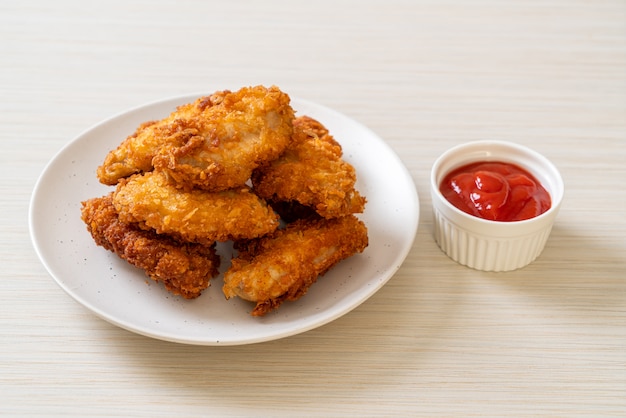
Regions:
[[151, 85, 295, 191], [97, 85, 295, 191], [223, 215, 369, 316], [80, 193, 220, 299], [86, 86, 370, 315], [112, 171, 280, 245], [251, 115, 366, 219], [96, 96, 220, 186]]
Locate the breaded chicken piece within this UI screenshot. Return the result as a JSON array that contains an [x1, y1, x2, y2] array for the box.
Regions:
[[222, 215, 368, 316], [112, 171, 280, 245], [80, 193, 220, 299], [251, 115, 366, 219], [97, 101, 213, 186], [152, 85, 295, 191], [98, 86, 295, 190]]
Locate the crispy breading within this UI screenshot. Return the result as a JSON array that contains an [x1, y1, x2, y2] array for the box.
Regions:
[[97, 86, 295, 190], [251, 115, 366, 219], [86, 86, 371, 315], [152, 85, 295, 191], [96, 97, 220, 186], [112, 171, 280, 245], [80, 193, 220, 299], [222, 215, 368, 316]]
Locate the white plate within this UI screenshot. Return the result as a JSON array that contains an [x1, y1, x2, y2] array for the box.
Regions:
[[29, 94, 419, 345]]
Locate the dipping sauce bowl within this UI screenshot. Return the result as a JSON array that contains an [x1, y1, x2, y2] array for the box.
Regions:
[[430, 140, 564, 272]]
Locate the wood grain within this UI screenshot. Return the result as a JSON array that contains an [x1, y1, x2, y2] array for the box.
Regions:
[[1, 0, 624, 416]]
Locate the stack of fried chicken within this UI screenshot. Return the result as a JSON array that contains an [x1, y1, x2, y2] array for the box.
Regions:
[[81, 85, 368, 316]]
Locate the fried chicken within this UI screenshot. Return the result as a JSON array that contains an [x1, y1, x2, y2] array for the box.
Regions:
[[112, 171, 280, 245], [85, 85, 371, 315], [251, 115, 366, 219], [97, 85, 295, 191], [80, 193, 220, 299], [222, 215, 369, 316], [96, 100, 212, 186]]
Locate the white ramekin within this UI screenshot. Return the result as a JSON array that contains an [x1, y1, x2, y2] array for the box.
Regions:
[[430, 140, 564, 272]]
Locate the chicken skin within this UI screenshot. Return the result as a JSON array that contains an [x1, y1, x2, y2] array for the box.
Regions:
[[223, 215, 368, 316], [80, 193, 220, 299], [112, 171, 280, 245], [251, 115, 366, 219], [97, 85, 295, 191]]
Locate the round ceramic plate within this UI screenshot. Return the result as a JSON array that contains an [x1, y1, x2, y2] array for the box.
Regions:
[[29, 94, 419, 345]]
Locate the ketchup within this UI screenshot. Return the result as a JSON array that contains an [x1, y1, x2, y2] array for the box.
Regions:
[[440, 161, 551, 222]]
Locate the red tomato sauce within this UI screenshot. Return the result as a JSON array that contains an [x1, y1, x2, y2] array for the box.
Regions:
[[440, 161, 551, 221]]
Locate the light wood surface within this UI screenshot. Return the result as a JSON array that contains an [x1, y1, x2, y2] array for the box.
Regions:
[[2, 1, 625, 416]]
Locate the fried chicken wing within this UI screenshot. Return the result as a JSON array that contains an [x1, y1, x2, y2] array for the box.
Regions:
[[80, 193, 220, 299], [222, 215, 368, 316], [112, 171, 280, 245], [251, 115, 366, 219]]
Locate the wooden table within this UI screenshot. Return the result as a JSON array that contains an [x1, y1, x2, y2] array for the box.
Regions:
[[2, 1, 624, 416]]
